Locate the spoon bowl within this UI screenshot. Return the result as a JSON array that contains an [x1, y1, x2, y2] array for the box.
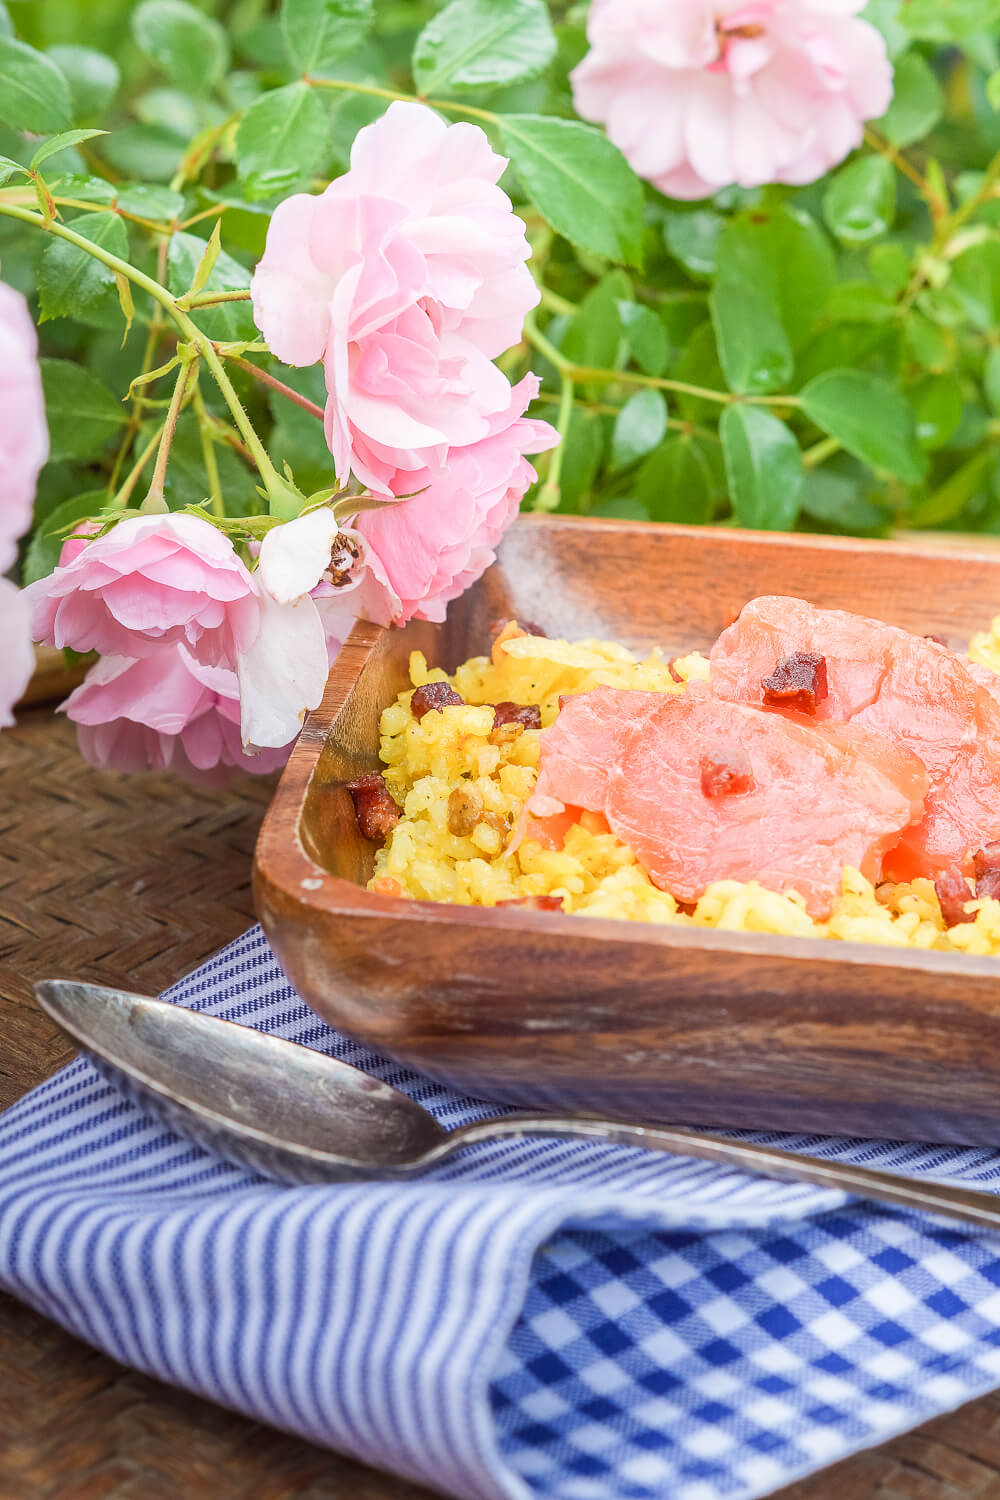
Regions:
[[35, 979, 449, 1181]]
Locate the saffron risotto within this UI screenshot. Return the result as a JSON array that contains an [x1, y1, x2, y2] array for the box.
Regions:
[[368, 617, 1000, 956]]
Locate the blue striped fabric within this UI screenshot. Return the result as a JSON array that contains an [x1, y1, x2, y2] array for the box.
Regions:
[[5, 928, 1000, 1500]]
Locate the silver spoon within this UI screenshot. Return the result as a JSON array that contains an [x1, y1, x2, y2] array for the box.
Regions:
[[32, 979, 1000, 1230]]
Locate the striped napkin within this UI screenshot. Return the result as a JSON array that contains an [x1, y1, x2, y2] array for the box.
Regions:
[[5, 927, 1000, 1500]]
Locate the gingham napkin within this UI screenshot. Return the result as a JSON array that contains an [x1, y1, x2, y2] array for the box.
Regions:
[[4, 928, 1000, 1500]]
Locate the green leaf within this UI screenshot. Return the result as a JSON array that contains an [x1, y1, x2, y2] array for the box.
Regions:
[[902, 0, 1000, 42], [876, 52, 943, 146], [985, 346, 1000, 414], [635, 435, 712, 524], [949, 240, 1000, 331], [800, 469, 888, 533], [30, 129, 107, 172], [46, 45, 120, 122], [497, 115, 644, 267], [909, 449, 995, 526], [913, 375, 964, 449], [0, 37, 71, 133], [610, 389, 668, 471], [40, 360, 125, 462], [714, 206, 835, 351], [558, 406, 604, 510], [413, 0, 555, 96], [168, 233, 255, 340], [37, 211, 129, 325], [720, 406, 803, 531], [616, 301, 668, 376], [823, 154, 896, 246], [863, 0, 911, 58], [0, 154, 29, 187], [22, 490, 109, 586], [988, 69, 1000, 110], [662, 209, 725, 278], [562, 271, 629, 372], [132, 0, 230, 95], [674, 321, 726, 424], [589, 496, 649, 521], [868, 241, 911, 294], [235, 81, 329, 200], [710, 278, 793, 395], [116, 183, 186, 220], [903, 312, 954, 373], [0, 2, 10, 36], [825, 280, 897, 323], [800, 369, 927, 483], [281, 0, 374, 74]]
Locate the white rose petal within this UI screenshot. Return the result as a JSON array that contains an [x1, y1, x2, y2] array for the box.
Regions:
[[258, 506, 341, 605], [236, 589, 330, 749]]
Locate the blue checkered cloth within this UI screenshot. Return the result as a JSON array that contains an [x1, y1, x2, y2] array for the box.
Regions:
[[5, 929, 1000, 1500]]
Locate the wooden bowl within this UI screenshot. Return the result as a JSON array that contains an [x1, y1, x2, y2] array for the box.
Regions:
[[254, 516, 1000, 1145]]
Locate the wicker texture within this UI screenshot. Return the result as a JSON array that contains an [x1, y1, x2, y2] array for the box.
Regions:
[[2, 706, 999, 1499]]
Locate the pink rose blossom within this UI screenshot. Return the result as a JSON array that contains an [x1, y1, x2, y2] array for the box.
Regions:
[[0, 279, 48, 573], [28, 512, 332, 753], [251, 100, 541, 493], [354, 374, 557, 625], [571, 0, 893, 199], [64, 646, 293, 788], [0, 580, 35, 731], [25, 512, 261, 664]]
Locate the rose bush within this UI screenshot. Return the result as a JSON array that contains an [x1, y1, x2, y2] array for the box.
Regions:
[[2, 0, 1000, 780]]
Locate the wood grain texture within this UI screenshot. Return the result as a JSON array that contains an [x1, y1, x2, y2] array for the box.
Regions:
[[3, 680, 1000, 1499], [256, 516, 1000, 1146]]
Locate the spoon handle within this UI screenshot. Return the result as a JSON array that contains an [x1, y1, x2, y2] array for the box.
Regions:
[[439, 1116, 1000, 1232]]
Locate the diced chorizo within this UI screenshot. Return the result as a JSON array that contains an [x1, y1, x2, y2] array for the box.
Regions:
[[699, 753, 755, 799], [934, 865, 975, 926], [974, 841, 1000, 901], [492, 701, 542, 731], [346, 774, 400, 841], [761, 651, 829, 714], [410, 681, 464, 720]]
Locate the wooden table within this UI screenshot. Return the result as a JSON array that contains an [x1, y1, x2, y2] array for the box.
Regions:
[[4, 705, 1000, 1500]]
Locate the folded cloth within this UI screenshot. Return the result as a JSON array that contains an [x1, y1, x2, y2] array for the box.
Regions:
[[5, 930, 1000, 1500]]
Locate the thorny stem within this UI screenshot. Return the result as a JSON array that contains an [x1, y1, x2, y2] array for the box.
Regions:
[[144, 359, 196, 509], [802, 436, 840, 470], [192, 380, 224, 517], [524, 312, 800, 408], [225, 354, 325, 420], [110, 234, 171, 491], [535, 370, 574, 512], [306, 75, 498, 124], [110, 422, 165, 509], [863, 127, 938, 208], [181, 287, 253, 309]]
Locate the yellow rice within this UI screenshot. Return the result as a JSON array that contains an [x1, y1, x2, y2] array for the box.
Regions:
[[368, 623, 1000, 956]]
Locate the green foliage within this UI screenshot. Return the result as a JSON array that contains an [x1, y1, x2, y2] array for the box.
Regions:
[[2, 0, 1000, 565], [39, 360, 126, 461], [412, 0, 556, 96], [0, 36, 71, 132]]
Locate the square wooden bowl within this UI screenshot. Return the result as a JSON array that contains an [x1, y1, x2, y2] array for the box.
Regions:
[[254, 516, 1000, 1145]]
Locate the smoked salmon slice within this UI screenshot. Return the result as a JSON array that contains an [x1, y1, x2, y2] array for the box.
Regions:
[[710, 597, 1000, 879], [529, 682, 928, 917]]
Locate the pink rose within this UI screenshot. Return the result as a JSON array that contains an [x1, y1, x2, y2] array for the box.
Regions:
[[0, 279, 48, 573], [0, 580, 35, 731], [351, 374, 558, 625], [260, 377, 557, 648], [28, 512, 332, 751], [571, 0, 893, 199], [25, 512, 261, 664], [251, 100, 540, 493], [64, 646, 293, 787]]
